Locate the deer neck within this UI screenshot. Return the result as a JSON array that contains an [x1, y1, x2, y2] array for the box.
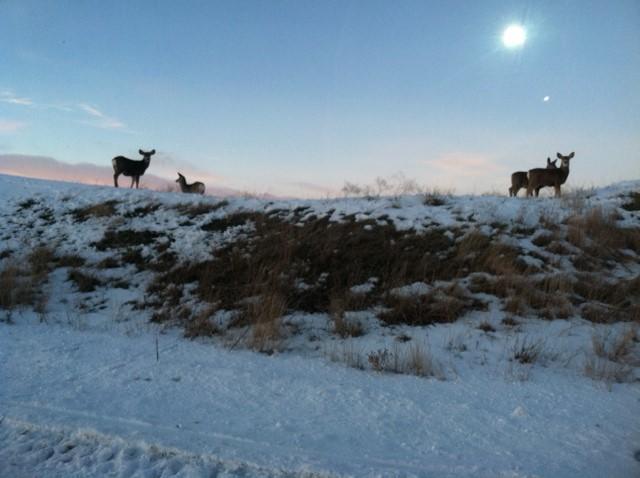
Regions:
[[559, 165, 570, 184]]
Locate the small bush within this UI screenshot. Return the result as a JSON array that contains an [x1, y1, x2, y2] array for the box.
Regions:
[[56, 254, 86, 268], [92, 229, 160, 250], [511, 337, 544, 364], [68, 269, 102, 293], [477, 321, 496, 333], [621, 192, 640, 212]]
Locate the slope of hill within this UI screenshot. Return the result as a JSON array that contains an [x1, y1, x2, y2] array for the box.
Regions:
[[1, 174, 639, 477]]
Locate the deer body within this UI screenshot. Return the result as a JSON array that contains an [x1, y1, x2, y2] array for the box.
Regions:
[[176, 173, 205, 194], [509, 158, 557, 197], [112, 149, 155, 188], [526, 152, 574, 197]]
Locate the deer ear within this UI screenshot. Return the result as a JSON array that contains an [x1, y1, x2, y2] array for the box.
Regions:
[[150, 149, 156, 155], [568, 152, 574, 159], [139, 149, 144, 155]]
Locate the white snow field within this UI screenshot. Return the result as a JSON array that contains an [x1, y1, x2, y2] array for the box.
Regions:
[[1, 173, 639, 477]]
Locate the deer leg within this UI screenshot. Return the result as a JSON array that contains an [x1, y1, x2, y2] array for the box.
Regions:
[[135, 176, 140, 189], [130, 177, 135, 188], [113, 173, 119, 188], [555, 185, 561, 197]]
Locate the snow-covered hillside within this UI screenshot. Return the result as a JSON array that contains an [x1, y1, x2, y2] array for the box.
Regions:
[[1, 173, 639, 477]]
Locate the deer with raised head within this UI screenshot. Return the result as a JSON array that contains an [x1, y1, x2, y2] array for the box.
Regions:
[[112, 149, 155, 188], [509, 157, 557, 197], [175, 172, 205, 195], [526, 152, 574, 197]]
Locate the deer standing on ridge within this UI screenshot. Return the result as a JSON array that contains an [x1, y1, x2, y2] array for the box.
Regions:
[[175, 173, 205, 195], [526, 152, 575, 197], [112, 149, 155, 188], [509, 157, 557, 197]]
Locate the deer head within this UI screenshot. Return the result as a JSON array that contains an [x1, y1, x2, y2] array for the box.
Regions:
[[556, 151, 574, 168]]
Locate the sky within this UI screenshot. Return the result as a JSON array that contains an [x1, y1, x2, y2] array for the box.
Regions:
[[1, 0, 639, 196]]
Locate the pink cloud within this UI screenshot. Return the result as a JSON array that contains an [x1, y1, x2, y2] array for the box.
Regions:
[[422, 152, 504, 177], [0, 120, 26, 134], [0, 154, 241, 196]]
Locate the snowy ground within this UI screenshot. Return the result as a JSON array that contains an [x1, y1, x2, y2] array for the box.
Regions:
[[1, 174, 639, 477]]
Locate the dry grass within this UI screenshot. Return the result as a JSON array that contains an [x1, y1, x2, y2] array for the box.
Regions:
[[566, 207, 640, 258], [584, 327, 637, 385], [93, 229, 161, 251], [353, 343, 445, 379], [0, 249, 53, 312], [591, 327, 638, 365], [380, 283, 484, 326], [511, 337, 545, 364], [68, 269, 102, 293], [123, 203, 161, 218], [175, 200, 229, 218], [470, 274, 574, 320], [73, 200, 119, 222], [329, 296, 365, 338], [184, 307, 220, 339], [621, 192, 640, 211]]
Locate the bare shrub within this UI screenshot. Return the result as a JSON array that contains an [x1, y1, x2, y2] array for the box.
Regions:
[[423, 188, 448, 206], [368, 349, 393, 372], [477, 321, 496, 333], [511, 337, 545, 364]]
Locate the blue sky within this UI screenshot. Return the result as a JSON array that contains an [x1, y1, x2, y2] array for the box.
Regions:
[[1, 0, 639, 195]]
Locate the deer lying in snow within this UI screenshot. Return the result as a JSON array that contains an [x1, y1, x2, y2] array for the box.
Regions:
[[112, 149, 155, 188], [176, 172, 205, 195], [527, 152, 574, 197], [509, 157, 557, 197]]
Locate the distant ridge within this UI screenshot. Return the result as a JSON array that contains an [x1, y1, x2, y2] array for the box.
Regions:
[[0, 154, 242, 196]]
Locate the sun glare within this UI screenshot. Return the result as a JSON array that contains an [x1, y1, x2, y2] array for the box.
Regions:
[[502, 24, 526, 48]]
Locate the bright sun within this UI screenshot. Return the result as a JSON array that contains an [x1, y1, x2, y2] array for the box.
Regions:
[[502, 24, 526, 48]]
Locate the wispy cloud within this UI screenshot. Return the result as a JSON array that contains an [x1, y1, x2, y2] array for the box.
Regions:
[[0, 119, 27, 134], [77, 102, 126, 130], [2, 88, 127, 131], [0, 90, 33, 106], [78, 103, 105, 118]]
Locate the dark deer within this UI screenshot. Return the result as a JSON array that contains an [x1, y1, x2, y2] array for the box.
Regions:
[[112, 149, 155, 188], [509, 157, 557, 197], [527, 152, 574, 197], [175, 173, 205, 195]]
